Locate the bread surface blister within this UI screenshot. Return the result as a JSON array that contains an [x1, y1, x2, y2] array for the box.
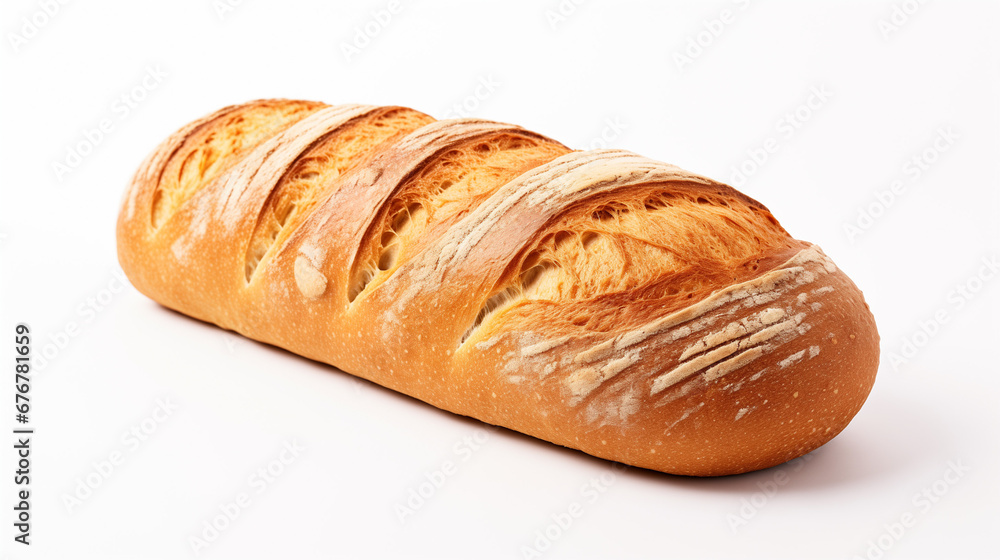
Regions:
[[118, 99, 879, 476]]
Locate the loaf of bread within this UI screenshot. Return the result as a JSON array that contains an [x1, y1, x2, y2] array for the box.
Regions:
[[117, 99, 879, 476]]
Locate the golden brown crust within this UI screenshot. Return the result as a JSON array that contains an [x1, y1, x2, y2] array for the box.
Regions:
[[117, 99, 879, 476]]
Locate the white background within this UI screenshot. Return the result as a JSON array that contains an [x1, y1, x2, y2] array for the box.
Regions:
[[1, 1, 998, 559]]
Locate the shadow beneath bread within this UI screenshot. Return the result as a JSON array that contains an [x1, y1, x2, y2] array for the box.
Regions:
[[427, 390, 951, 494], [151, 302, 944, 492], [579, 389, 949, 493]]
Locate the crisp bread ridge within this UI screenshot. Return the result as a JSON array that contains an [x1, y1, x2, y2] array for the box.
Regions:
[[117, 99, 880, 476]]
